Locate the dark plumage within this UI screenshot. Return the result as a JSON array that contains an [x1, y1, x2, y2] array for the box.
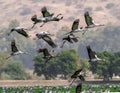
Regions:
[[6, 39, 27, 59], [30, 7, 63, 28], [38, 48, 54, 59], [84, 11, 104, 28], [86, 46, 102, 62], [84, 11, 94, 27], [65, 19, 82, 35], [69, 69, 84, 87], [71, 68, 82, 79], [41, 7, 54, 18], [8, 27, 29, 38], [76, 83, 82, 93], [11, 39, 19, 55], [61, 34, 79, 48], [71, 19, 79, 31], [36, 33, 57, 48]]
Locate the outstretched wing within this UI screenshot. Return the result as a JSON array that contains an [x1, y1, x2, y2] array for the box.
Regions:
[[76, 83, 82, 93], [84, 11, 94, 26], [41, 7, 53, 17], [70, 34, 78, 42], [78, 75, 85, 81], [44, 48, 51, 57], [65, 19, 79, 35], [17, 29, 29, 38], [71, 68, 82, 79], [86, 46, 96, 60], [42, 35, 57, 48], [31, 15, 37, 22], [11, 39, 18, 53], [71, 19, 79, 31]]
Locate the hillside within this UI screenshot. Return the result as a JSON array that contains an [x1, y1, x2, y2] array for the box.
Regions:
[[0, 0, 120, 32], [0, 0, 120, 69]]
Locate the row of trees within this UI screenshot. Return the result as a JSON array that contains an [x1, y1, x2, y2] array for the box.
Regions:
[[34, 49, 82, 79], [0, 20, 120, 80], [34, 50, 120, 80], [0, 49, 119, 80], [0, 53, 28, 80], [90, 51, 120, 81]]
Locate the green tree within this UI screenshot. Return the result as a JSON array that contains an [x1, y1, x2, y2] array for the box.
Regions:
[[1, 61, 26, 80], [56, 49, 80, 79], [90, 51, 114, 81], [33, 54, 58, 80], [80, 58, 90, 73], [112, 52, 120, 76], [33, 49, 80, 79]]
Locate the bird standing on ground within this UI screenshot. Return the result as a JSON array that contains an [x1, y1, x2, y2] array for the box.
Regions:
[[8, 27, 29, 38]]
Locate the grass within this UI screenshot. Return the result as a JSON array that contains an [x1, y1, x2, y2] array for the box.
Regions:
[[0, 84, 120, 93]]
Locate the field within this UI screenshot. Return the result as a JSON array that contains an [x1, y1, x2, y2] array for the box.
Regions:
[[0, 80, 120, 93], [0, 84, 120, 93]]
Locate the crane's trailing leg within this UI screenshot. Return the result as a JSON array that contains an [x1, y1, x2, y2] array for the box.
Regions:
[[40, 22, 46, 27]]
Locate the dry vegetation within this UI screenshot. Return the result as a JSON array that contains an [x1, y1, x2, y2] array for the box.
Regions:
[[0, 0, 120, 36]]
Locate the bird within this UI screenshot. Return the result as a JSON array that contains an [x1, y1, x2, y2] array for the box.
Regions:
[[69, 68, 83, 86], [75, 83, 82, 93], [61, 34, 79, 48], [86, 45, 103, 62], [71, 68, 82, 79], [36, 32, 57, 48], [40, 6, 63, 27], [84, 11, 104, 28], [30, 7, 63, 28], [6, 39, 28, 59], [41, 6, 54, 18], [37, 48, 57, 61], [65, 19, 83, 35], [30, 14, 43, 29], [8, 27, 29, 38]]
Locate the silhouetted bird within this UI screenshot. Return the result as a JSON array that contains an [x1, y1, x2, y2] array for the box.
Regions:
[[76, 83, 82, 93], [8, 27, 29, 38], [41, 6, 54, 18], [86, 45, 102, 62], [71, 68, 82, 79], [31, 7, 63, 28], [30, 14, 43, 29], [36, 32, 57, 48], [84, 11, 104, 28], [38, 48, 54, 60], [61, 34, 79, 48], [69, 69, 84, 86], [6, 39, 27, 59], [65, 19, 84, 35]]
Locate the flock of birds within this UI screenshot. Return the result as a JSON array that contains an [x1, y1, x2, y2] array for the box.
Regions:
[[5, 6, 105, 92], [6, 7, 104, 61]]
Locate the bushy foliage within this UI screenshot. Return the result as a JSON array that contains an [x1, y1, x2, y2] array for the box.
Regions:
[[1, 61, 26, 80], [90, 51, 120, 81], [33, 49, 80, 79]]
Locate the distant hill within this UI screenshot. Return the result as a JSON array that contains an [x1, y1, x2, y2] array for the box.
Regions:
[[0, 0, 120, 33], [0, 0, 120, 69]]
